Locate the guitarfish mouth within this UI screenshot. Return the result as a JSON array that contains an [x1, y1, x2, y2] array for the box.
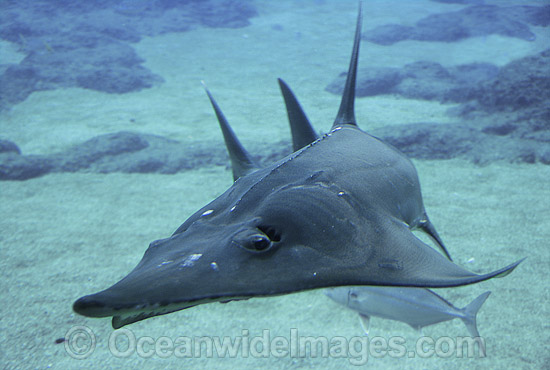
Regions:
[[73, 291, 246, 329]]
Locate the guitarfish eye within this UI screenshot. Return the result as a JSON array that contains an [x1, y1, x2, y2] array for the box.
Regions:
[[258, 225, 281, 242], [252, 235, 271, 251]]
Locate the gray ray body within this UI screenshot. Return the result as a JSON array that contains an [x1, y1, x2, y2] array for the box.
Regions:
[[325, 286, 491, 338], [73, 4, 523, 329]]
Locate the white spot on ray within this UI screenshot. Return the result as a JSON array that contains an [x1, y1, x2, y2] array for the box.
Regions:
[[201, 209, 214, 217], [181, 253, 203, 267], [157, 260, 174, 268], [210, 262, 219, 271]]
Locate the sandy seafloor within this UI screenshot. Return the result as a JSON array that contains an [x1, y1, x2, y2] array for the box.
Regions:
[[1, 0, 549, 369]]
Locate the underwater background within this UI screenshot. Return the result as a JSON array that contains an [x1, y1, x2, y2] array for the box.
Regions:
[[1, 0, 549, 368]]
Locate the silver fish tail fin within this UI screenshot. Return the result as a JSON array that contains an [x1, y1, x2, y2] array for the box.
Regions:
[[461, 291, 491, 356], [461, 291, 491, 337]]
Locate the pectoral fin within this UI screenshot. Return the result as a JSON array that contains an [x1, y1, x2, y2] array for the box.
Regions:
[[354, 215, 524, 288]]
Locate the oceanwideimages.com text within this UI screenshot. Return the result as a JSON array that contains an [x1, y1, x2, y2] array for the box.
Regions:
[[64, 326, 486, 364]]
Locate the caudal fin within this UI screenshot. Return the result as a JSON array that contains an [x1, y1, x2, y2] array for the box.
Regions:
[[461, 291, 491, 356], [461, 291, 491, 338]]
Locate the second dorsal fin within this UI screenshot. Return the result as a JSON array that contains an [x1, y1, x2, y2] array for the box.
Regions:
[[277, 78, 318, 151]]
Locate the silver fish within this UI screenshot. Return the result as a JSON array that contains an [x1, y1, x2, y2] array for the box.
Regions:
[[325, 286, 490, 337]]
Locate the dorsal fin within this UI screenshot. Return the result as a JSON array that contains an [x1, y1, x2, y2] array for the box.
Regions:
[[332, 2, 363, 129], [202, 82, 259, 181], [277, 78, 319, 151]]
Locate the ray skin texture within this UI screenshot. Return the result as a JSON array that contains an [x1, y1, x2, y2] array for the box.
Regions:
[[73, 4, 523, 329]]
